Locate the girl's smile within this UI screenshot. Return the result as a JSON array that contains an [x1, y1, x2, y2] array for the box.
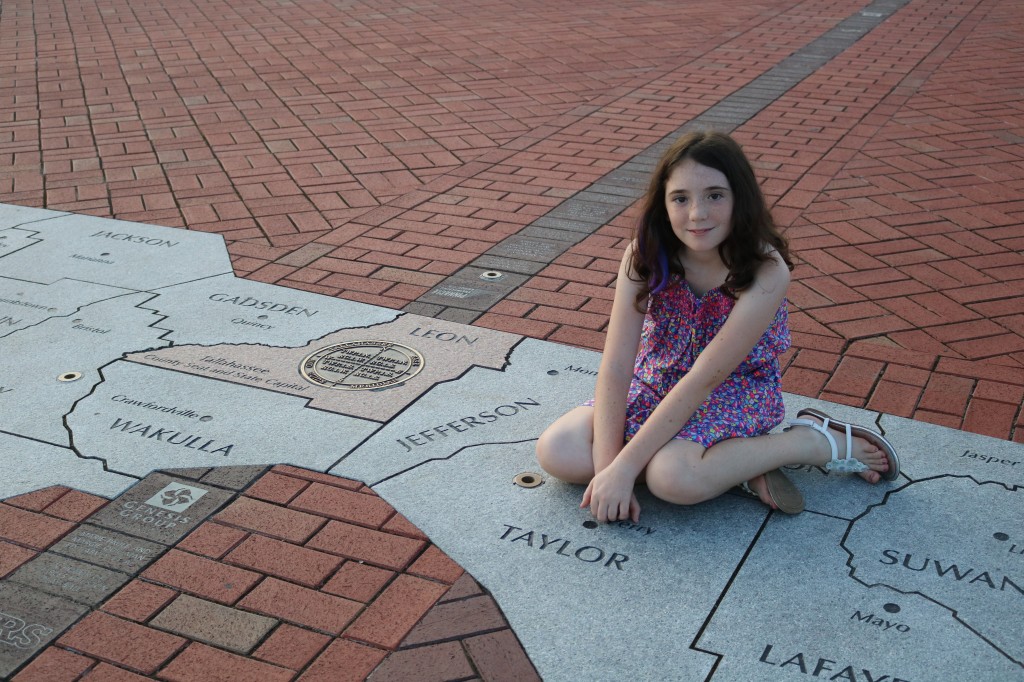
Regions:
[[664, 159, 734, 257]]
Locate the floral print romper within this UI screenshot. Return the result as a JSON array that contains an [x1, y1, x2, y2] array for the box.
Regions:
[[592, 273, 791, 448]]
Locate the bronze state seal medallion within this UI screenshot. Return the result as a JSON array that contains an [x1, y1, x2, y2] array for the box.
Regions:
[[300, 340, 424, 391]]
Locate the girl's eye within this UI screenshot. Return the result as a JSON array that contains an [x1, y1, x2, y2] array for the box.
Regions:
[[672, 196, 688, 204], [709, 192, 724, 200]]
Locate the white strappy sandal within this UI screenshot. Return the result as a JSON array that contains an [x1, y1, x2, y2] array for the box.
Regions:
[[788, 408, 900, 481]]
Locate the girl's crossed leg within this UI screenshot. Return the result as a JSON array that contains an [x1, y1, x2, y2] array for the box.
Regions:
[[536, 406, 890, 515]]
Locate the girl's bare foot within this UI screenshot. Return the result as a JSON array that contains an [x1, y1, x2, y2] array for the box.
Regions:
[[791, 415, 890, 483], [746, 473, 777, 508], [743, 470, 804, 513]]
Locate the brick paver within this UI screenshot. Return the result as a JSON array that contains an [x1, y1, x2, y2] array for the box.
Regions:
[[76, 663, 150, 682], [225, 534, 343, 588], [365, 641, 475, 681], [407, 545, 465, 584], [322, 562, 396, 603], [288, 483, 396, 529], [213, 496, 325, 544], [175, 521, 248, 560], [100, 580, 177, 623], [307, 520, 426, 571], [142, 550, 262, 605], [0, 503, 76, 550], [4, 486, 71, 512], [157, 643, 294, 682], [57, 612, 186, 675], [299, 639, 389, 682], [10, 647, 93, 682], [253, 624, 332, 671], [342, 574, 449, 649], [0, 540, 36, 578]]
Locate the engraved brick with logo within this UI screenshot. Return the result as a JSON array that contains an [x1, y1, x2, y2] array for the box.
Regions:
[[87, 473, 234, 545]]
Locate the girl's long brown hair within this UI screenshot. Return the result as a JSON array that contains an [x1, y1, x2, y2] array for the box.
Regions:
[[630, 131, 793, 310]]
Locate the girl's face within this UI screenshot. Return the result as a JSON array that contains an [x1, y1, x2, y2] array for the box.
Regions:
[[664, 158, 734, 258]]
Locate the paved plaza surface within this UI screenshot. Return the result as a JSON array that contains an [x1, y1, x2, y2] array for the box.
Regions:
[[1, 0, 1023, 680]]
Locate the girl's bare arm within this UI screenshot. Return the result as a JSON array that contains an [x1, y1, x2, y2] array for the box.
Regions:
[[591, 245, 646, 473]]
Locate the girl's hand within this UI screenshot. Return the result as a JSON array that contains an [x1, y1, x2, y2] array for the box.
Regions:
[[581, 465, 641, 523]]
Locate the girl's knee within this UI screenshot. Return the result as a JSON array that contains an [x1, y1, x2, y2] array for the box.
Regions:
[[645, 446, 711, 506], [535, 414, 593, 484], [536, 448, 592, 484], [534, 429, 560, 474], [535, 421, 569, 469]]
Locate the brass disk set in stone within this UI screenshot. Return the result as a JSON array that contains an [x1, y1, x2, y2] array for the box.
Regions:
[[300, 340, 424, 391], [514, 472, 544, 488]]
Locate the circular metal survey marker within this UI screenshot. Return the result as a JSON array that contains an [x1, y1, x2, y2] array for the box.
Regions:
[[57, 371, 83, 382], [300, 340, 424, 391], [514, 472, 544, 488]]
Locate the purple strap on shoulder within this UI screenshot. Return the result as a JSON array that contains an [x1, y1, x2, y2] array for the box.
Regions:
[[637, 232, 669, 295], [650, 248, 669, 294]]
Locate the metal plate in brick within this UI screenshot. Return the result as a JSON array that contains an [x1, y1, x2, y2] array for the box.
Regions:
[[486, 236, 567, 264], [418, 269, 528, 312], [575, 190, 635, 207], [473, 255, 546, 276], [547, 201, 622, 225], [518, 225, 588, 244], [532, 216, 600, 234]]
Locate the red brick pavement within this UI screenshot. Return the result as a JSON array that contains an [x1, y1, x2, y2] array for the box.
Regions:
[[1, 0, 1023, 441], [2, 469, 539, 681]]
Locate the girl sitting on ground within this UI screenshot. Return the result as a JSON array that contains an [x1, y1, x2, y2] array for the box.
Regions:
[[536, 131, 899, 523]]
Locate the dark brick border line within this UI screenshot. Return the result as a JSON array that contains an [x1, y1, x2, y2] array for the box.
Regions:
[[404, 0, 911, 324]]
